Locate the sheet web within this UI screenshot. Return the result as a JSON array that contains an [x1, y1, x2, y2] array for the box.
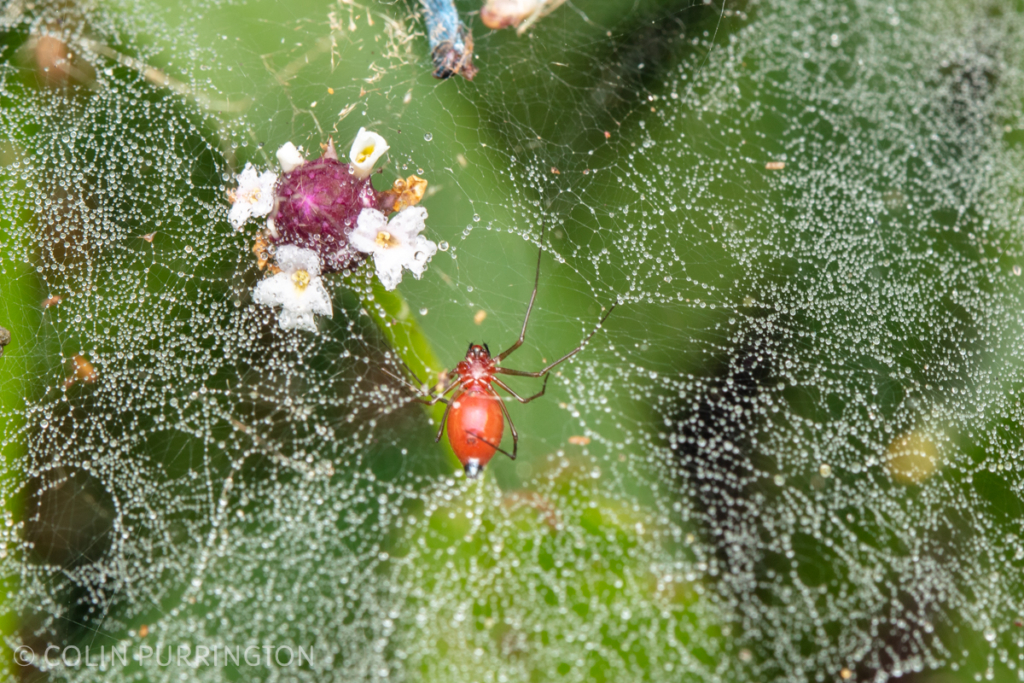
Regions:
[[3, 0, 1024, 681]]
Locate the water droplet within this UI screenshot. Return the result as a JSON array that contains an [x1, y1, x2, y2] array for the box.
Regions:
[[438, 241, 449, 251], [423, 133, 433, 142], [472, 214, 480, 222]]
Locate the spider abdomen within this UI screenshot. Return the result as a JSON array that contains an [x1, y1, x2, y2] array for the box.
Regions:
[[447, 389, 504, 476]]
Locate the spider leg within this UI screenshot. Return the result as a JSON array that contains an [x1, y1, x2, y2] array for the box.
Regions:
[[422, 382, 460, 406], [492, 375, 549, 404], [492, 395, 518, 460], [495, 304, 616, 378], [490, 376, 550, 460], [382, 356, 464, 445], [435, 399, 454, 442], [382, 363, 458, 405], [394, 354, 428, 387], [496, 243, 544, 363], [408, 356, 459, 393], [466, 429, 516, 461], [381, 366, 425, 395]]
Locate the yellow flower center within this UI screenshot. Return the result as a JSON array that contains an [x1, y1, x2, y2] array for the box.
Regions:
[[356, 145, 375, 163], [291, 269, 311, 290], [376, 231, 398, 248]]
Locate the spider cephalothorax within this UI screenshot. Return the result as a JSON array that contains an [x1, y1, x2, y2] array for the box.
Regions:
[[455, 344, 497, 391]]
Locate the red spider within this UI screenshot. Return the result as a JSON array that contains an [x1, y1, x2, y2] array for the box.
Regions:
[[396, 246, 614, 478]]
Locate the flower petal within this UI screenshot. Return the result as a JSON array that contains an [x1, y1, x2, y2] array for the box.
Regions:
[[229, 163, 278, 230], [236, 163, 259, 188], [372, 251, 407, 291], [387, 206, 428, 239], [278, 307, 318, 333], [350, 209, 389, 254], [405, 234, 438, 279], [277, 142, 305, 173], [228, 202, 252, 230], [349, 128, 389, 179], [274, 245, 321, 277], [302, 278, 334, 318], [251, 170, 278, 217], [252, 272, 295, 307]]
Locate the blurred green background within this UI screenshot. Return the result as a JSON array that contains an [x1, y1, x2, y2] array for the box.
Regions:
[[3, 0, 1024, 681]]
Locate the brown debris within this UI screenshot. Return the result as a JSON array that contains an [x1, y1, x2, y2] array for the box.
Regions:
[[64, 354, 97, 388], [320, 138, 338, 161], [380, 175, 429, 214], [252, 232, 280, 273], [0, 326, 10, 357], [41, 295, 63, 308], [481, 0, 567, 35], [34, 35, 70, 86], [481, 0, 537, 30], [30, 33, 96, 88], [431, 32, 478, 81]]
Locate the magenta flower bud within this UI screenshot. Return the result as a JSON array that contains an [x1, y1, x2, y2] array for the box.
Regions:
[[269, 145, 384, 274]]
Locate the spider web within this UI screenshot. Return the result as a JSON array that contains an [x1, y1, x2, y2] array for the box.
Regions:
[[2, 0, 1024, 681]]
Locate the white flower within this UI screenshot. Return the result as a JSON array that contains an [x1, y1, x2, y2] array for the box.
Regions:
[[252, 245, 333, 333], [276, 142, 305, 173], [350, 207, 437, 290], [228, 163, 277, 230], [349, 128, 389, 179]]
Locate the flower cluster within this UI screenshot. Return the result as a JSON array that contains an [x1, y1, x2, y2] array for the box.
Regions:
[[229, 128, 438, 332]]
